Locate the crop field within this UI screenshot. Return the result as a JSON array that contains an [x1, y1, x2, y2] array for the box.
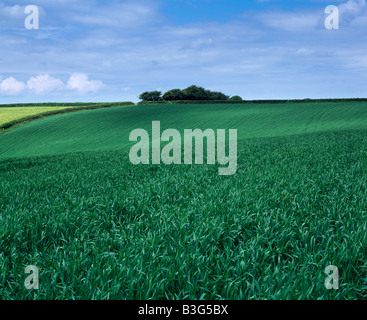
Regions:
[[0, 103, 134, 133], [1, 101, 367, 159], [0, 106, 73, 127], [0, 102, 367, 299]]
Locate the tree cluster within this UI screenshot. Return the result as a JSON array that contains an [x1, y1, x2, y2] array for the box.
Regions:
[[139, 85, 242, 102]]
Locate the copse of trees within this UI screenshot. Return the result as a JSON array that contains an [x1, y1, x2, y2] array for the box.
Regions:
[[139, 90, 162, 102], [139, 85, 238, 102]]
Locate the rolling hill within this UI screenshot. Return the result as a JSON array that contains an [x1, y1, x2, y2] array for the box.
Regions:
[[0, 101, 366, 300], [1, 101, 367, 159]]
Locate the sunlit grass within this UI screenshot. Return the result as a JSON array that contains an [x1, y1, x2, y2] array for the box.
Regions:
[[0, 107, 73, 127]]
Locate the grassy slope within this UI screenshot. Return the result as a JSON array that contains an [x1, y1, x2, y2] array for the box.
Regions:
[[0, 107, 72, 126], [0, 101, 367, 159], [0, 102, 367, 300], [0, 103, 135, 133]]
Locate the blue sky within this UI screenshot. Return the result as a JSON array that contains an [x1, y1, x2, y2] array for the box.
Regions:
[[1, 0, 367, 103]]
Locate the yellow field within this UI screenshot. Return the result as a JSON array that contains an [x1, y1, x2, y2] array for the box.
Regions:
[[0, 107, 72, 126]]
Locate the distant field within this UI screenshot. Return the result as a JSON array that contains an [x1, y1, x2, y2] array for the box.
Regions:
[[0, 102, 135, 132], [0, 102, 366, 300], [0, 106, 73, 127], [0, 101, 367, 159]]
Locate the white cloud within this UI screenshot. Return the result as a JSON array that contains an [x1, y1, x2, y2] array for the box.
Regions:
[[338, 0, 367, 26], [27, 74, 65, 94], [0, 77, 27, 95], [0, 4, 25, 18], [0, 4, 26, 27], [0, 73, 105, 96], [67, 73, 104, 94], [339, 0, 366, 16]]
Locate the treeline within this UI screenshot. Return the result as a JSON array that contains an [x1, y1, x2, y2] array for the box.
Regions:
[[137, 97, 367, 105], [139, 85, 243, 102], [2, 98, 367, 110]]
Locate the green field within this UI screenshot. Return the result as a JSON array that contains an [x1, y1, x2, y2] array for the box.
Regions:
[[1, 102, 367, 159], [0, 102, 367, 299], [0, 103, 134, 133], [0, 106, 72, 127]]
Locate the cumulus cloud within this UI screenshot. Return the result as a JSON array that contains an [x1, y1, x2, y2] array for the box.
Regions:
[[0, 73, 104, 96], [0, 77, 27, 95], [66, 73, 104, 94], [27, 74, 65, 94]]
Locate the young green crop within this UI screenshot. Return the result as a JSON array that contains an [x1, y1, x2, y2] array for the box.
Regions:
[[0, 102, 366, 300], [1, 101, 367, 159], [0, 130, 366, 300]]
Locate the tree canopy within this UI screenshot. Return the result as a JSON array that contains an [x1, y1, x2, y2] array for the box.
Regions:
[[162, 89, 185, 101], [229, 95, 243, 102], [139, 91, 162, 102], [139, 85, 238, 102]]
